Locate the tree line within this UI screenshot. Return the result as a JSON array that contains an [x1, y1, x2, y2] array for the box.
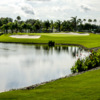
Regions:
[[0, 16, 100, 34]]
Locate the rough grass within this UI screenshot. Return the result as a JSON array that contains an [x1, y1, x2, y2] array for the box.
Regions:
[[0, 33, 100, 48], [0, 68, 100, 100]]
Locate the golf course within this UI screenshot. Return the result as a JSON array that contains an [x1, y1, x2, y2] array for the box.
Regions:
[[0, 0, 100, 98], [0, 32, 100, 100]]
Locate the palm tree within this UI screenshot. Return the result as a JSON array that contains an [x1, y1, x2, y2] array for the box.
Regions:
[[50, 20, 54, 32], [33, 20, 41, 33], [77, 19, 83, 31], [77, 19, 82, 25], [3, 18, 9, 24], [71, 16, 77, 31], [0, 24, 9, 33], [83, 19, 86, 24], [54, 20, 61, 32], [7, 22, 15, 33], [16, 16, 21, 32], [21, 23, 28, 33], [17, 16, 21, 22], [61, 20, 67, 31], [14, 21, 19, 33], [0, 20, 2, 27], [88, 19, 92, 24], [93, 19, 97, 25], [43, 20, 50, 32]]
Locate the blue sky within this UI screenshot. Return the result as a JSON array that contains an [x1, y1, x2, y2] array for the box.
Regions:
[[0, 0, 100, 22]]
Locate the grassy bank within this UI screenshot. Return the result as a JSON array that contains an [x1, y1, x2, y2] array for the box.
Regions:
[[0, 33, 100, 48], [0, 68, 100, 100]]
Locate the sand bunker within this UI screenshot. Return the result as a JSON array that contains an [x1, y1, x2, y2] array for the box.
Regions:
[[65, 32, 89, 35], [10, 35, 41, 39], [53, 32, 89, 35]]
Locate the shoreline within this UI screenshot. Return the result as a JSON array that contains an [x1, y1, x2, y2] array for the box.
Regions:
[[9, 66, 100, 92], [0, 41, 100, 51], [0, 42, 99, 93]]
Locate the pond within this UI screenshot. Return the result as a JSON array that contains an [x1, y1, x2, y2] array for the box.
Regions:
[[0, 43, 90, 92]]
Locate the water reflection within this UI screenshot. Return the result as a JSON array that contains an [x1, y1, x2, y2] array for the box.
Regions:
[[0, 43, 90, 92], [35, 46, 41, 50]]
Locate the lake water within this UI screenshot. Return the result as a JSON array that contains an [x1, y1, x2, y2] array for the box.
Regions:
[[0, 43, 90, 92]]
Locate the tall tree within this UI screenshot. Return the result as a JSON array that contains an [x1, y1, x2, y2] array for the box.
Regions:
[[0, 24, 9, 33], [93, 19, 97, 25], [33, 20, 41, 32], [43, 20, 50, 32], [84, 23, 92, 30], [0, 20, 2, 27], [17, 16, 21, 22], [54, 20, 61, 32], [70, 16, 77, 31], [50, 20, 54, 32], [26, 19, 36, 25], [88, 19, 92, 24], [83, 19, 86, 24], [21, 23, 28, 33], [14, 21, 19, 33], [77, 19, 83, 31], [61, 20, 67, 31], [77, 19, 82, 25], [7, 22, 15, 33]]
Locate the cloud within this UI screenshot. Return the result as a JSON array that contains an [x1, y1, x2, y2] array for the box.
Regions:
[[21, 6, 35, 15], [0, 0, 100, 21], [8, 2, 35, 17], [80, 4, 91, 12]]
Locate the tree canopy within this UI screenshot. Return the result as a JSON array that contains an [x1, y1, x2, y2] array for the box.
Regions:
[[0, 16, 99, 34]]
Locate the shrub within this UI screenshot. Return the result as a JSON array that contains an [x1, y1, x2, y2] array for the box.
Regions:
[[48, 41, 55, 46], [71, 50, 100, 73]]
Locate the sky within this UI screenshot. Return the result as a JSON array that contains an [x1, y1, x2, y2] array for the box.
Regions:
[[0, 0, 100, 22]]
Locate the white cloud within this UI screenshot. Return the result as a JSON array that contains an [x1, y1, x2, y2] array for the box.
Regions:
[[80, 4, 91, 12]]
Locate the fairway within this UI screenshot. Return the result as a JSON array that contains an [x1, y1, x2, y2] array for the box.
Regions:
[[0, 33, 100, 48]]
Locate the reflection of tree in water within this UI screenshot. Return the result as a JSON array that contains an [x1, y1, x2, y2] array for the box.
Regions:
[[42, 46, 50, 55], [69, 46, 79, 58], [70, 46, 73, 53], [77, 47, 85, 57], [34, 45, 87, 57], [71, 47, 88, 58], [62, 46, 69, 52], [34, 46, 54, 55], [42, 46, 50, 50], [35, 45, 41, 50], [50, 47, 53, 54], [78, 47, 83, 52], [54, 46, 61, 54], [54, 46, 83, 57], [71, 47, 77, 57]]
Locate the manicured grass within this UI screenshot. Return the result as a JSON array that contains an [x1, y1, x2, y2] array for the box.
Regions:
[[0, 68, 100, 100], [0, 33, 100, 48]]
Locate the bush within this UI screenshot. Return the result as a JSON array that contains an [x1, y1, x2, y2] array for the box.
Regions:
[[48, 41, 55, 46], [71, 50, 100, 73]]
